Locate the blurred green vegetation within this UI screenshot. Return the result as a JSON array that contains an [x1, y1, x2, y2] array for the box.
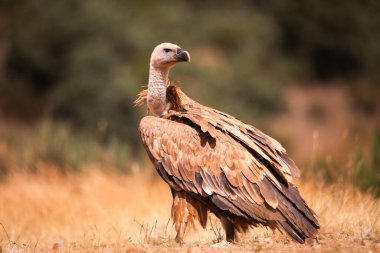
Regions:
[[0, 121, 134, 176], [2, 0, 379, 141], [306, 131, 380, 196], [0, 0, 379, 192], [262, 1, 380, 79], [0, 1, 294, 141], [356, 133, 380, 196]]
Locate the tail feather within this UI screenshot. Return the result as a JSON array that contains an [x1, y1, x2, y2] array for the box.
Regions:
[[277, 220, 305, 243], [275, 187, 319, 243], [262, 175, 320, 243]]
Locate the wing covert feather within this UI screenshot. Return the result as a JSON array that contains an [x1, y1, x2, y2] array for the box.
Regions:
[[165, 88, 300, 184], [140, 116, 282, 222]]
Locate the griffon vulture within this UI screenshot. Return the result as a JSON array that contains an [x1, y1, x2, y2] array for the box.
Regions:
[[135, 42, 319, 243]]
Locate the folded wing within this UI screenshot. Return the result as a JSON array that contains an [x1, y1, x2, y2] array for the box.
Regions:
[[139, 112, 319, 243]]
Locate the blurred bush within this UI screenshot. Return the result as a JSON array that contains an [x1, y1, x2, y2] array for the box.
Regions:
[[0, 121, 133, 174], [0, 0, 291, 147], [356, 132, 380, 196], [305, 131, 380, 196], [262, 0, 380, 79], [0, 0, 379, 163]]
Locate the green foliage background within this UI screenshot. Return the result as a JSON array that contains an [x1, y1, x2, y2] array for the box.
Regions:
[[0, 1, 379, 191]]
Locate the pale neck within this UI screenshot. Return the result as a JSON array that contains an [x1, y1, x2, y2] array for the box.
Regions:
[[147, 65, 170, 116]]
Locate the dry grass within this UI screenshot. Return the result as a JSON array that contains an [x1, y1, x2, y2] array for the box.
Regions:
[[0, 166, 379, 253]]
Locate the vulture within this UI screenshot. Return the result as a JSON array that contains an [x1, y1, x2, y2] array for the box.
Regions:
[[135, 42, 319, 244]]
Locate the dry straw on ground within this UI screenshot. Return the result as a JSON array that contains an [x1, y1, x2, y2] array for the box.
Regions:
[[0, 166, 379, 253]]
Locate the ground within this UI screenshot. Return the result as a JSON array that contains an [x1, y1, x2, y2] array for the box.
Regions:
[[0, 167, 379, 253]]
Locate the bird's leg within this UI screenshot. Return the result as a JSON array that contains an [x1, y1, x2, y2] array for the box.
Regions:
[[171, 191, 208, 244], [174, 224, 186, 244], [221, 217, 236, 243], [171, 191, 192, 244]]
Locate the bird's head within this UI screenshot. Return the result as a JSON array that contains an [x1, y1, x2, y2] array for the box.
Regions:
[[150, 42, 190, 69]]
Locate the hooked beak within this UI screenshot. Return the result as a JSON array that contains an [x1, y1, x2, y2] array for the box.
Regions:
[[175, 48, 190, 62]]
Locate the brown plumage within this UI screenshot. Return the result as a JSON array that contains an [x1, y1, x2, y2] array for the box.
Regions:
[[137, 42, 319, 243]]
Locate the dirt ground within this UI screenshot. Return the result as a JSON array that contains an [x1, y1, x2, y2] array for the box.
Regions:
[[0, 168, 379, 253]]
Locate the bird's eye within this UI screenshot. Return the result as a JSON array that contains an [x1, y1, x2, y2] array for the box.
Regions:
[[163, 48, 171, 53]]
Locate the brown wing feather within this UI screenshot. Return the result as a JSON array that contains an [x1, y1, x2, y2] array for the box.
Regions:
[[139, 115, 319, 242], [166, 85, 299, 184]]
